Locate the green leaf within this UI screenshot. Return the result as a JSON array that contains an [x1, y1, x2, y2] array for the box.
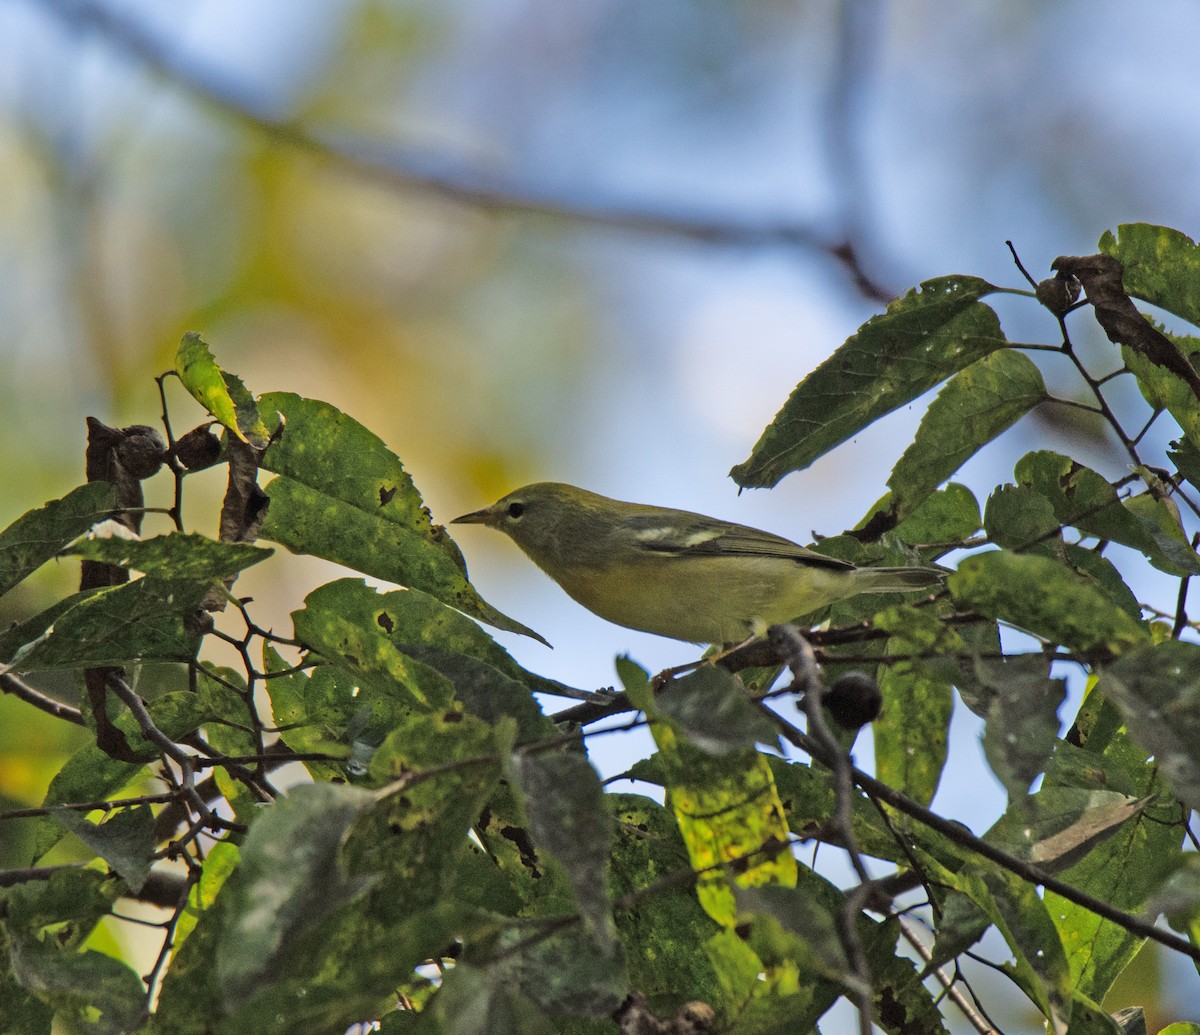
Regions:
[[871, 607, 960, 806], [1170, 436, 1200, 495], [606, 794, 757, 1020], [986, 789, 1149, 874], [217, 782, 377, 1009], [0, 962, 52, 1035], [52, 805, 156, 892], [984, 482, 1063, 551], [1041, 725, 1185, 1003], [1146, 855, 1200, 933], [1068, 996, 1128, 1035], [1099, 640, 1200, 813], [1122, 334, 1200, 451], [654, 665, 778, 756], [892, 482, 981, 545], [362, 708, 502, 847], [512, 750, 616, 951], [497, 921, 629, 1018], [0, 483, 117, 597], [258, 393, 546, 644], [617, 659, 796, 928], [433, 962, 557, 1035], [396, 645, 554, 742], [971, 653, 1066, 798], [881, 349, 1045, 526], [768, 757, 911, 864], [734, 884, 846, 981], [927, 891, 991, 971], [0, 591, 90, 665], [175, 332, 268, 445], [1015, 450, 1200, 575], [948, 552, 1149, 655], [67, 531, 272, 580], [3, 868, 120, 949], [1100, 223, 1200, 328], [954, 865, 1072, 1034], [175, 841, 240, 950], [30, 694, 208, 861], [731, 276, 1007, 488], [9, 937, 145, 1035], [8, 575, 207, 670], [293, 578, 568, 706], [865, 919, 952, 1035]]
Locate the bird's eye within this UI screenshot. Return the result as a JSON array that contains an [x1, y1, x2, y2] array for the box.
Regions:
[[506, 501, 526, 520]]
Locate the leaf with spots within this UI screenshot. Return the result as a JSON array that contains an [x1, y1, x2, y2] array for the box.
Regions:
[[1100, 223, 1200, 329], [948, 552, 1149, 655], [292, 578, 572, 708], [256, 393, 547, 644], [619, 658, 796, 928], [1015, 450, 1200, 576], [0, 482, 117, 597], [731, 276, 1009, 488]]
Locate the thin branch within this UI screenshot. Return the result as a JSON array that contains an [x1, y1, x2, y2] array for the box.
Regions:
[[31, 0, 890, 293], [0, 792, 177, 821], [769, 624, 875, 1029], [0, 671, 84, 725], [765, 702, 1200, 965], [897, 916, 999, 1035]]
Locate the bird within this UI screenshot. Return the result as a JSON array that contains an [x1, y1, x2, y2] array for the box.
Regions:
[[453, 482, 943, 644]]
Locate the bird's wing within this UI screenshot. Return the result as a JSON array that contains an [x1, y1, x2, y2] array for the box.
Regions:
[[626, 513, 855, 571]]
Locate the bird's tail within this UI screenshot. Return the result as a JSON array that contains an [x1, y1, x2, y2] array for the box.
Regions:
[[851, 566, 945, 595]]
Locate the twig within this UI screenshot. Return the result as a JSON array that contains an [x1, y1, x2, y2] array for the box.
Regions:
[[0, 792, 177, 821], [769, 624, 875, 1032], [897, 916, 999, 1035], [0, 671, 84, 724], [766, 707, 1200, 965], [33, 0, 892, 297]]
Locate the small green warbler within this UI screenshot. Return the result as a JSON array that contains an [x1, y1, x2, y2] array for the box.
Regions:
[[453, 483, 943, 644]]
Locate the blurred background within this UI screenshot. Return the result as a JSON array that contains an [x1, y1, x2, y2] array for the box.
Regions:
[[1, 0, 1198, 1027]]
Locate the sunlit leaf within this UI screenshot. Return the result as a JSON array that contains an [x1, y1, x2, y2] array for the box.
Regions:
[[607, 794, 759, 1020], [1100, 223, 1200, 329], [175, 332, 268, 445], [619, 658, 796, 928]]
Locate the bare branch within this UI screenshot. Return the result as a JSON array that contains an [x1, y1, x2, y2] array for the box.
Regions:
[[34, 0, 891, 296]]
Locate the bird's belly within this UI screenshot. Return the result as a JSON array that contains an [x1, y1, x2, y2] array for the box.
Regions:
[[558, 555, 853, 643]]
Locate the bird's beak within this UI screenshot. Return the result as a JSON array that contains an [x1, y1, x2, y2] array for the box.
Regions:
[[451, 505, 496, 526]]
